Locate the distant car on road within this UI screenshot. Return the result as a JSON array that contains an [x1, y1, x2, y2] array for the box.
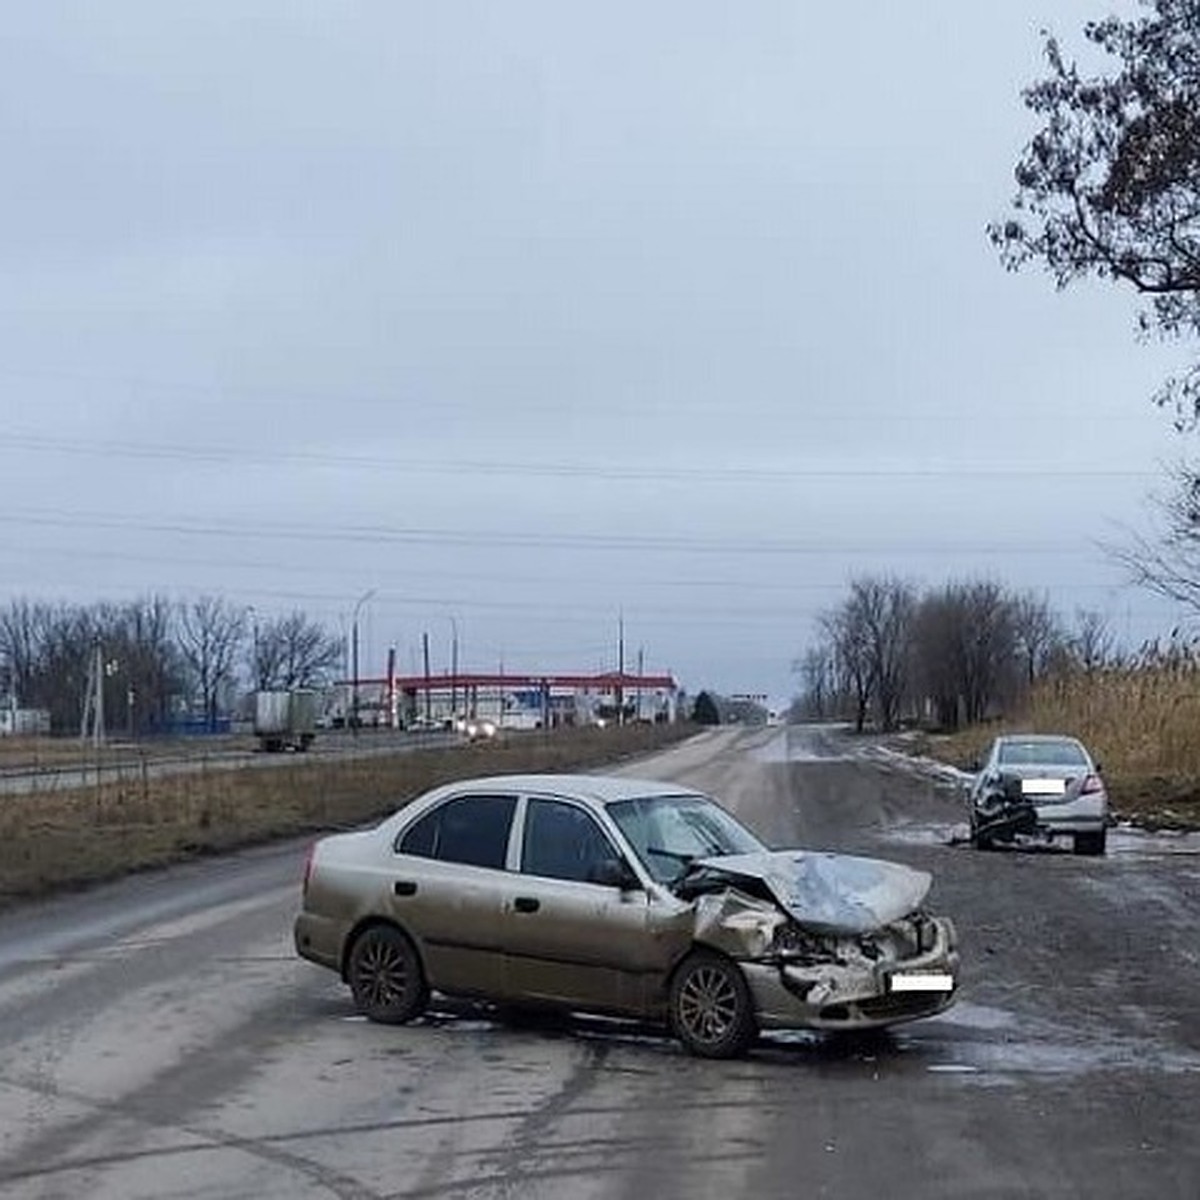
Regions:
[[968, 734, 1109, 855], [450, 715, 497, 740], [294, 774, 959, 1057]]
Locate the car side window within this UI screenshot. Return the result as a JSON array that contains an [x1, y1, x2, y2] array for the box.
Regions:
[[396, 794, 516, 870], [522, 798, 621, 884]]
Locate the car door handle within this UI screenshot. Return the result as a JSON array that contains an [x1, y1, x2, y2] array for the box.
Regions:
[[513, 896, 540, 914], [393, 880, 418, 897]]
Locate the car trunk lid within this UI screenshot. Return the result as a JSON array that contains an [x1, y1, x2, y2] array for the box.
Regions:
[[998, 766, 1086, 806]]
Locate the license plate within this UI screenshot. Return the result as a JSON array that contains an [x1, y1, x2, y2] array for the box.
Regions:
[[890, 972, 955, 993], [1021, 778, 1065, 796]]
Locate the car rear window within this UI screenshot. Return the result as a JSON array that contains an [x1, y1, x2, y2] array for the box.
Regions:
[[396, 794, 516, 869], [998, 740, 1089, 767]]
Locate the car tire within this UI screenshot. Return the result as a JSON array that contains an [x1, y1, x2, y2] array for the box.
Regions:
[[347, 925, 428, 1024], [1073, 829, 1107, 856], [669, 950, 757, 1059]]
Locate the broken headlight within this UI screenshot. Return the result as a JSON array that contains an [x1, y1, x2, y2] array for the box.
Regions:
[[877, 913, 937, 960], [771, 923, 841, 963]]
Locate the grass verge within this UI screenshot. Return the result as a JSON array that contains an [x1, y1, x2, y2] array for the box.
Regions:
[[0, 724, 695, 906]]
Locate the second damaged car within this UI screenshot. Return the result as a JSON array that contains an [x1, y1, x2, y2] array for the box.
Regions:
[[968, 734, 1109, 855], [295, 774, 958, 1058]]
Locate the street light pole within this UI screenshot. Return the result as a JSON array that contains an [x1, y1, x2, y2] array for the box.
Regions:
[[448, 615, 459, 720], [617, 610, 625, 726], [351, 588, 376, 734]]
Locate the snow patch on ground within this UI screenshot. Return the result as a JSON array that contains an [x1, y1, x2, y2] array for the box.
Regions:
[[865, 744, 974, 786]]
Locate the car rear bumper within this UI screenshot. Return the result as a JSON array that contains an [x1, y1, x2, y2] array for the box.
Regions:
[[294, 911, 344, 974], [974, 792, 1107, 838], [1032, 793, 1107, 833]]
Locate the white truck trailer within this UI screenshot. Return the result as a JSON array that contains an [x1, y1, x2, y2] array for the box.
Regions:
[[254, 690, 318, 752]]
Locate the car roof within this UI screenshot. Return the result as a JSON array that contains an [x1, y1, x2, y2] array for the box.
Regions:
[[995, 734, 1085, 746], [437, 773, 699, 806]]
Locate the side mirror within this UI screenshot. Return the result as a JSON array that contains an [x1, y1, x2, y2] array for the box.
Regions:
[[590, 857, 640, 891], [969, 759, 981, 773]]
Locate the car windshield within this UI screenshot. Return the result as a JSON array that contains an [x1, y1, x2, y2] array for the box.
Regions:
[[997, 739, 1089, 768], [608, 793, 766, 884]]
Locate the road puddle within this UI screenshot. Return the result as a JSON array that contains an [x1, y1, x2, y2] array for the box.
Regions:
[[751, 732, 855, 765], [1106, 825, 1200, 858]]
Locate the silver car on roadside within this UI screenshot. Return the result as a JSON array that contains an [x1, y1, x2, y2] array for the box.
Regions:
[[969, 734, 1109, 855], [294, 773, 958, 1057]]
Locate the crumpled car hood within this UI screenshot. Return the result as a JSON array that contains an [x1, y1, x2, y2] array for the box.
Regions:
[[686, 850, 932, 936]]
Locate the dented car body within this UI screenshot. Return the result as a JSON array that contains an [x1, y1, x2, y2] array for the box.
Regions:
[[680, 852, 957, 1030], [969, 734, 1109, 856], [295, 774, 959, 1057]]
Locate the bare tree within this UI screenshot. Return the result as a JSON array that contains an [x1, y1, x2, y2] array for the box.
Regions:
[[913, 581, 1020, 728], [106, 596, 187, 734], [0, 597, 189, 734], [33, 604, 100, 733], [0, 598, 47, 704], [1072, 608, 1116, 674], [848, 576, 916, 732], [820, 606, 873, 733], [250, 610, 344, 690], [1012, 592, 1062, 686], [177, 596, 246, 729], [794, 645, 834, 720], [912, 591, 962, 730], [1111, 461, 1200, 619]]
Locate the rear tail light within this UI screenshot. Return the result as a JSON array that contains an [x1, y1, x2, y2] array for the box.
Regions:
[[1081, 774, 1104, 795], [302, 843, 316, 895]]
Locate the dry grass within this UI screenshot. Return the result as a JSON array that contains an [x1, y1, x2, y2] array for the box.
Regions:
[[0, 724, 694, 904], [913, 661, 1200, 830], [0, 732, 260, 772]]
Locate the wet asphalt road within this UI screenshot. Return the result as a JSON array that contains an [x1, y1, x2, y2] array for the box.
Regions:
[[1, 725, 1198, 1199]]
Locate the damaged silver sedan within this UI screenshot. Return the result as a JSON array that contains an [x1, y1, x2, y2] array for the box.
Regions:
[[294, 774, 958, 1058]]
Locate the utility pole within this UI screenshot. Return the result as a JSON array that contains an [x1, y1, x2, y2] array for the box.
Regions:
[[617, 611, 625, 726], [80, 641, 105, 748], [636, 646, 644, 723], [448, 615, 459, 720], [351, 588, 376, 735], [422, 631, 432, 723]]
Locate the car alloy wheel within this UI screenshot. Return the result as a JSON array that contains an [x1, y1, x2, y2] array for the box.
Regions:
[[347, 925, 427, 1024], [670, 950, 756, 1059]]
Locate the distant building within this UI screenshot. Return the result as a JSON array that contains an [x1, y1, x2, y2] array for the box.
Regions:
[[0, 699, 52, 737], [339, 670, 680, 730]]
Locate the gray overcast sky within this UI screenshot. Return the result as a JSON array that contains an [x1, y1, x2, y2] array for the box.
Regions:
[[1, 1, 1194, 703]]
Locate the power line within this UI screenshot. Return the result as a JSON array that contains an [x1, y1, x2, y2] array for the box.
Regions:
[[0, 539, 1141, 593], [0, 507, 1114, 555], [0, 432, 1162, 481], [0, 365, 1160, 422]]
